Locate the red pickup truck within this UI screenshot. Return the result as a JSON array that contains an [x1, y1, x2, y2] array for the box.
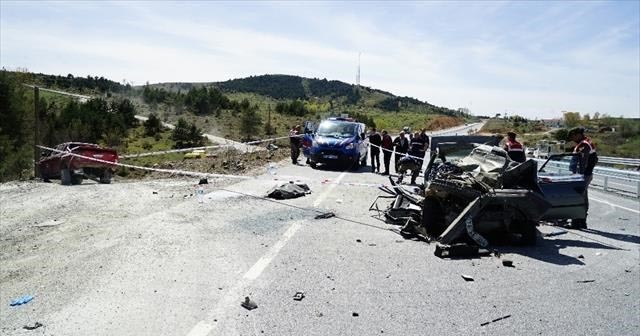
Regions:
[[38, 142, 118, 185]]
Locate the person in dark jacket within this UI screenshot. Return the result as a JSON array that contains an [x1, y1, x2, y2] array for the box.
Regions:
[[381, 130, 393, 175], [504, 131, 526, 163], [368, 128, 382, 173], [407, 132, 427, 184], [392, 131, 409, 173], [289, 125, 302, 164], [568, 127, 598, 229]]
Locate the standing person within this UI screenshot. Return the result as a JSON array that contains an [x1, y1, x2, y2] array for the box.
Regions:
[[368, 127, 382, 173], [419, 128, 430, 153], [381, 130, 393, 175], [504, 131, 526, 163], [568, 127, 598, 229], [407, 131, 426, 184], [392, 131, 409, 173], [289, 125, 302, 165]]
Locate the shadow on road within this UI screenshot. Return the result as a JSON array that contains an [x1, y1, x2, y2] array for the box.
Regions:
[[496, 234, 624, 266], [581, 228, 640, 245]]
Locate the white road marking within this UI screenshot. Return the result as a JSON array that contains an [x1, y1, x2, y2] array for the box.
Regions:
[[186, 171, 348, 336], [591, 197, 640, 214], [313, 171, 347, 207]]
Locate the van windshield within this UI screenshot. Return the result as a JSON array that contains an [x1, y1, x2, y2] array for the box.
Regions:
[[316, 121, 356, 138]]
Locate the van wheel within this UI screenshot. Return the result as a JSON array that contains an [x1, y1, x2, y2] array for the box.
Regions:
[[61, 168, 72, 186]]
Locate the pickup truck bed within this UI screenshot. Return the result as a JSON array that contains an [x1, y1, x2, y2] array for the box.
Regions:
[[38, 142, 118, 185]]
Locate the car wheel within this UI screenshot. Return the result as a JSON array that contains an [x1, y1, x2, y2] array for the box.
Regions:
[[361, 153, 367, 167], [99, 169, 112, 184], [61, 168, 72, 186], [309, 161, 317, 169]]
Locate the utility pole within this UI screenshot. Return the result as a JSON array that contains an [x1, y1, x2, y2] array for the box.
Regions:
[[267, 104, 272, 135], [33, 86, 40, 178]]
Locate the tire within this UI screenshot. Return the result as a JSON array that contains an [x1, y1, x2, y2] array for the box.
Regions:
[[351, 158, 360, 170], [309, 161, 317, 169], [99, 169, 112, 184], [61, 168, 72, 186], [71, 174, 83, 185], [39, 167, 50, 183]]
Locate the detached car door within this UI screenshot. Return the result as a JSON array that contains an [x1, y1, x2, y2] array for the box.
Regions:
[[537, 154, 587, 220]]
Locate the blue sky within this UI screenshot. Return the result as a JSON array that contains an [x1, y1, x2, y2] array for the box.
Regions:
[[1, 1, 638, 118]]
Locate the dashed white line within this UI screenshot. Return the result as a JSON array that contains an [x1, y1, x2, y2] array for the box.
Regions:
[[186, 171, 348, 336]]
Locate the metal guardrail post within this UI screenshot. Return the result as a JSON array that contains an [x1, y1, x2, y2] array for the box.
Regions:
[[603, 176, 608, 192], [637, 181, 640, 198]]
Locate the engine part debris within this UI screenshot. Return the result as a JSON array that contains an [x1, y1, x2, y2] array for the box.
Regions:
[[293, 291, 305, 301], [435, 243, 479, 258], [23, 322, 43, 330], [266, 182, 311, 199], [502, 259, 514, 267], [461, 274, 475, 282], [314, 212, 335, 219], [241, 296, 258, 310]]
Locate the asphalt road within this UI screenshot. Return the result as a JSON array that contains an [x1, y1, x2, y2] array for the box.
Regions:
[[1, 136, 639, 336]]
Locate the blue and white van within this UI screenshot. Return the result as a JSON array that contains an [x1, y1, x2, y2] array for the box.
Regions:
[[304, 117, 368, 169]]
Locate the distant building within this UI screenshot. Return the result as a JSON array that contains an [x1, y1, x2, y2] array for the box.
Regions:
[[541, 118, 564, 128]]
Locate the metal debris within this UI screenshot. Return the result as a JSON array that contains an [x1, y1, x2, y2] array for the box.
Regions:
[[352, 312, 359, 317], [314, 212, 335, 219], [241, 296, 258, 310], [461, 274, 475, 282], [577, 280, 595, 283], [481, 314, 511, 326], [502, 259, 514, 267], [23, 322, 43, 330], [293, 291, 305, 301]]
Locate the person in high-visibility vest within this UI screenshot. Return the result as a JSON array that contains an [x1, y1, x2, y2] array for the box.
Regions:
[[503, 131, 526, 163], [568, 127, 598, 229]]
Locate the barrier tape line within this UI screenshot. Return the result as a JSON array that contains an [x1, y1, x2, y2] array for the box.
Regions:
[[120, 134, 302, 159], [35, 144, 409, 190]]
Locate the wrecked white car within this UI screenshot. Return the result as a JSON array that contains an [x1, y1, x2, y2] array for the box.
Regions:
[[372, 136, 588, 257]]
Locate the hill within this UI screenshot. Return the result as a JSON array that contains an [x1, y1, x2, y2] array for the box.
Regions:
[[149, 74, 465, 118]]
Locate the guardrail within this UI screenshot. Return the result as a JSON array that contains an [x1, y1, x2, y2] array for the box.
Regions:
[[536, 159, 640, 198], [598, 156, 640, 167]]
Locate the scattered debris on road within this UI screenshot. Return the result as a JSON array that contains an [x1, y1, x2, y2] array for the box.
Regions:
[[314, 212, 335, 219], [352, 312, 359, 317], [23, 322, 43, 330], [578, 255, 585, 259], [577, 280, 596, 283], [356, 239, 362, 243], [336, 199, 343, 204], [241, 296, 258, 310], [293, 291, 305, 301], [480, 314, 511, 326], [9, 295, 33, 306], [502, 259, 514, 267], [266, 182, 311, 199], [461, 274, 475, 282]]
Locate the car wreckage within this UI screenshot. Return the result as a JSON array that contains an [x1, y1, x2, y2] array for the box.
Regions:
[[371, 135, 588, 257]]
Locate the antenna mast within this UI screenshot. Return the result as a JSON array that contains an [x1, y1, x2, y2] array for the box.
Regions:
[[356, 52, 361, 87]]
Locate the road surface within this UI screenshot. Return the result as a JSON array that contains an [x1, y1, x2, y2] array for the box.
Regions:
[[1, 146, 638, 335]]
